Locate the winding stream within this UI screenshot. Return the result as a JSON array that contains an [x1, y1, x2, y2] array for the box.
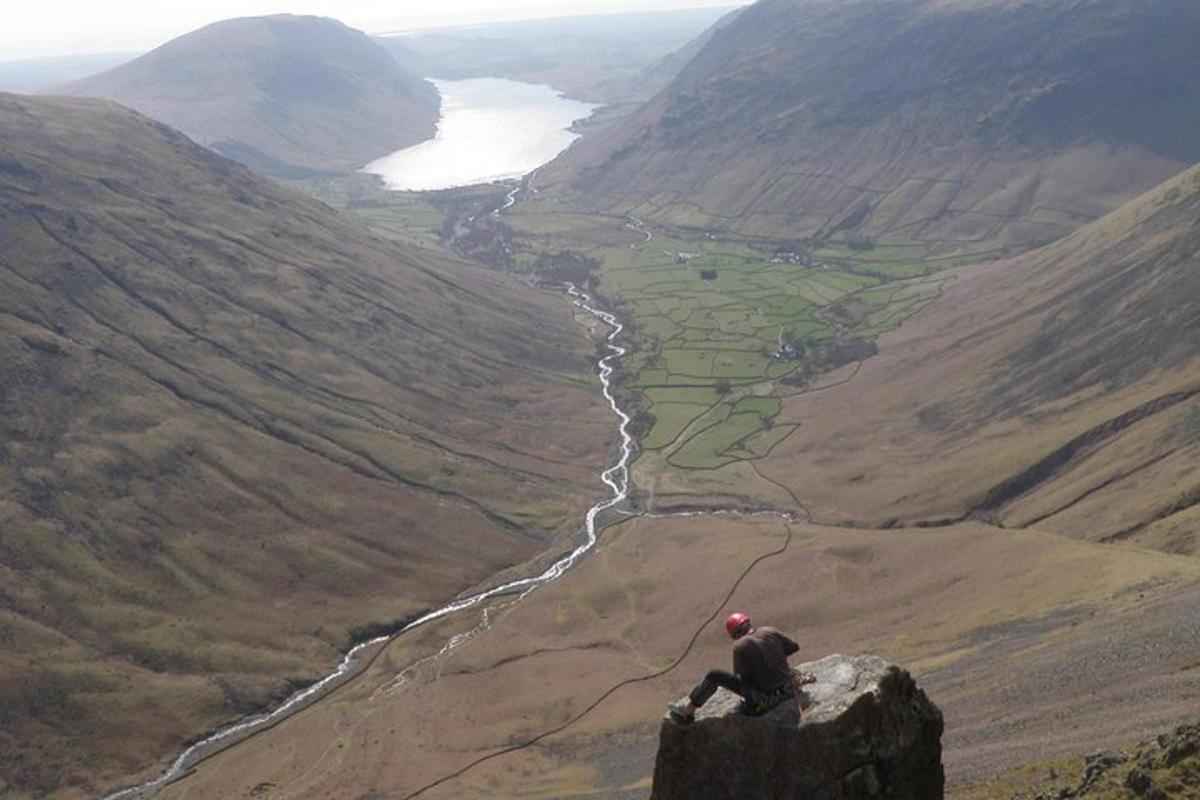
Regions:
[[102, 286, 635, 799]]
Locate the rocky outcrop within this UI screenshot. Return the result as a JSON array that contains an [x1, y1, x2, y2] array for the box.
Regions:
[[651, 654, 944, 800], [1009, 721, 1200, 800]]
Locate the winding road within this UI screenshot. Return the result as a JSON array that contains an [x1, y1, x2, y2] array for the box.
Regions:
[[626, 214, 653, 244]]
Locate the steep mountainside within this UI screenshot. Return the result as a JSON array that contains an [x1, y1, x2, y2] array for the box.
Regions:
[[757, 163, 1200, 548], [57, 15, 438, 176], [541, 0, 1200, 251], [0, 93, 609, 797]]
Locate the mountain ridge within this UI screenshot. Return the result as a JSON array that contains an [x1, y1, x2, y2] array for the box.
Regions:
[[541, 0, 1200, 251]]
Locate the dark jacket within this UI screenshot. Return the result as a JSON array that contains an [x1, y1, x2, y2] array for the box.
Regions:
[[732, 626, 799, 693]]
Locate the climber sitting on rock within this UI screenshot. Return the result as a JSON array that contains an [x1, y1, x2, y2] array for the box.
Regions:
[[669, 612, 815, 724]]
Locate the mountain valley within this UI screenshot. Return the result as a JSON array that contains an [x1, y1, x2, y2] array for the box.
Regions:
[[0, 92, 610, 796], [3, 0, 1200, 797], [146, 157, 1200, 799]]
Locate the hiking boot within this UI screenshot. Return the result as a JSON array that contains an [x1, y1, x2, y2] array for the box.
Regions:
[[668, 699, 694, 725]]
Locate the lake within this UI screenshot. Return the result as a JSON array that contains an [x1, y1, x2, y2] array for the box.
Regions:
[[361, 78, 598, 191]]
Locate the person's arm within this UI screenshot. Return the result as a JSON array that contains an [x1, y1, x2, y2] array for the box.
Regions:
[[771, 630, 799, 657], [733, 644, 750, 679]]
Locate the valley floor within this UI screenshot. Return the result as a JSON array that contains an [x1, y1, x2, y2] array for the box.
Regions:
[[153, 513, 1200, 799], [143, 174, 1200, 800]]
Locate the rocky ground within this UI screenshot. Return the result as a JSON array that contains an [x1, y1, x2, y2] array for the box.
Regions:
[[1003, 722, 1200, 800], [652, 656, 943, 800]]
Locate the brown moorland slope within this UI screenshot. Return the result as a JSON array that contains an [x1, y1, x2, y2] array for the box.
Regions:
[[757, 163, 1200, 548], [156, 515, 1200, 799], [58, 15, 439, 176], [0, 93, 609, 797], [540, 0, 1200, 250], [92, 77, 1200, 800]]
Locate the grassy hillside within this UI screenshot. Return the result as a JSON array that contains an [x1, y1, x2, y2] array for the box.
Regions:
[[756, 163, 1200, 545], [499, 147, 1200, 559], [540, 0, 1199, 251], [56, 15, 439, 176], [0, 93, 611, 797]]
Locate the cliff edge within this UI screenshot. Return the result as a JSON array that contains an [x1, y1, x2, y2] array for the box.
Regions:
[[652, 654, 944, 799]]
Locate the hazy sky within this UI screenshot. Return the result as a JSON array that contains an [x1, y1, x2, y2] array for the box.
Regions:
[[3, 0, 737, 61]]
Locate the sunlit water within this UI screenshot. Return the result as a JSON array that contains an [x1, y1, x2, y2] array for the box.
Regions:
[[361, 78, 598, 191]]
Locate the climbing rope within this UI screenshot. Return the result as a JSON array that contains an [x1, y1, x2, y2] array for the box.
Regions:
[[401, 521, 797, 799]]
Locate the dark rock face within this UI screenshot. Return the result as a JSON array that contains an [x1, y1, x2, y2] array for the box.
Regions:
[[651, 655, 944, 800]]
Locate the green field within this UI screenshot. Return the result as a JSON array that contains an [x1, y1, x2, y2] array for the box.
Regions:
[[309, 181, 988, 485], [504, 197, 975, 474], [286, 174, 448, 248]]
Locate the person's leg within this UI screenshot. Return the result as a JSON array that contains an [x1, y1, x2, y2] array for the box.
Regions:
[[689, 669, 746, 707], [670, 669, 749, 723]]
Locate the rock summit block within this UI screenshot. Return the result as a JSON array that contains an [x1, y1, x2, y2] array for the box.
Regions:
[[651, 654, 944, 800]]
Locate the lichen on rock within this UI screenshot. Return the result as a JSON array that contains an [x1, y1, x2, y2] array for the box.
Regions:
[[651, 654, 944, 799]]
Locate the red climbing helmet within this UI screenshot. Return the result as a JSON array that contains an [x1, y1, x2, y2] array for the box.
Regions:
[[725, 612, 752, 639]]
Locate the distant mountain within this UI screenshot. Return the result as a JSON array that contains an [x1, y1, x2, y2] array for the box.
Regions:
[[541, 0, 1200, 251], [381, 7, 738, 103], [57, 15, 439, 176], [597, 5, 746, 104], [757, 161, 1200, 548], [0, 52, 136, 93], [0, 93, 608, 797]]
